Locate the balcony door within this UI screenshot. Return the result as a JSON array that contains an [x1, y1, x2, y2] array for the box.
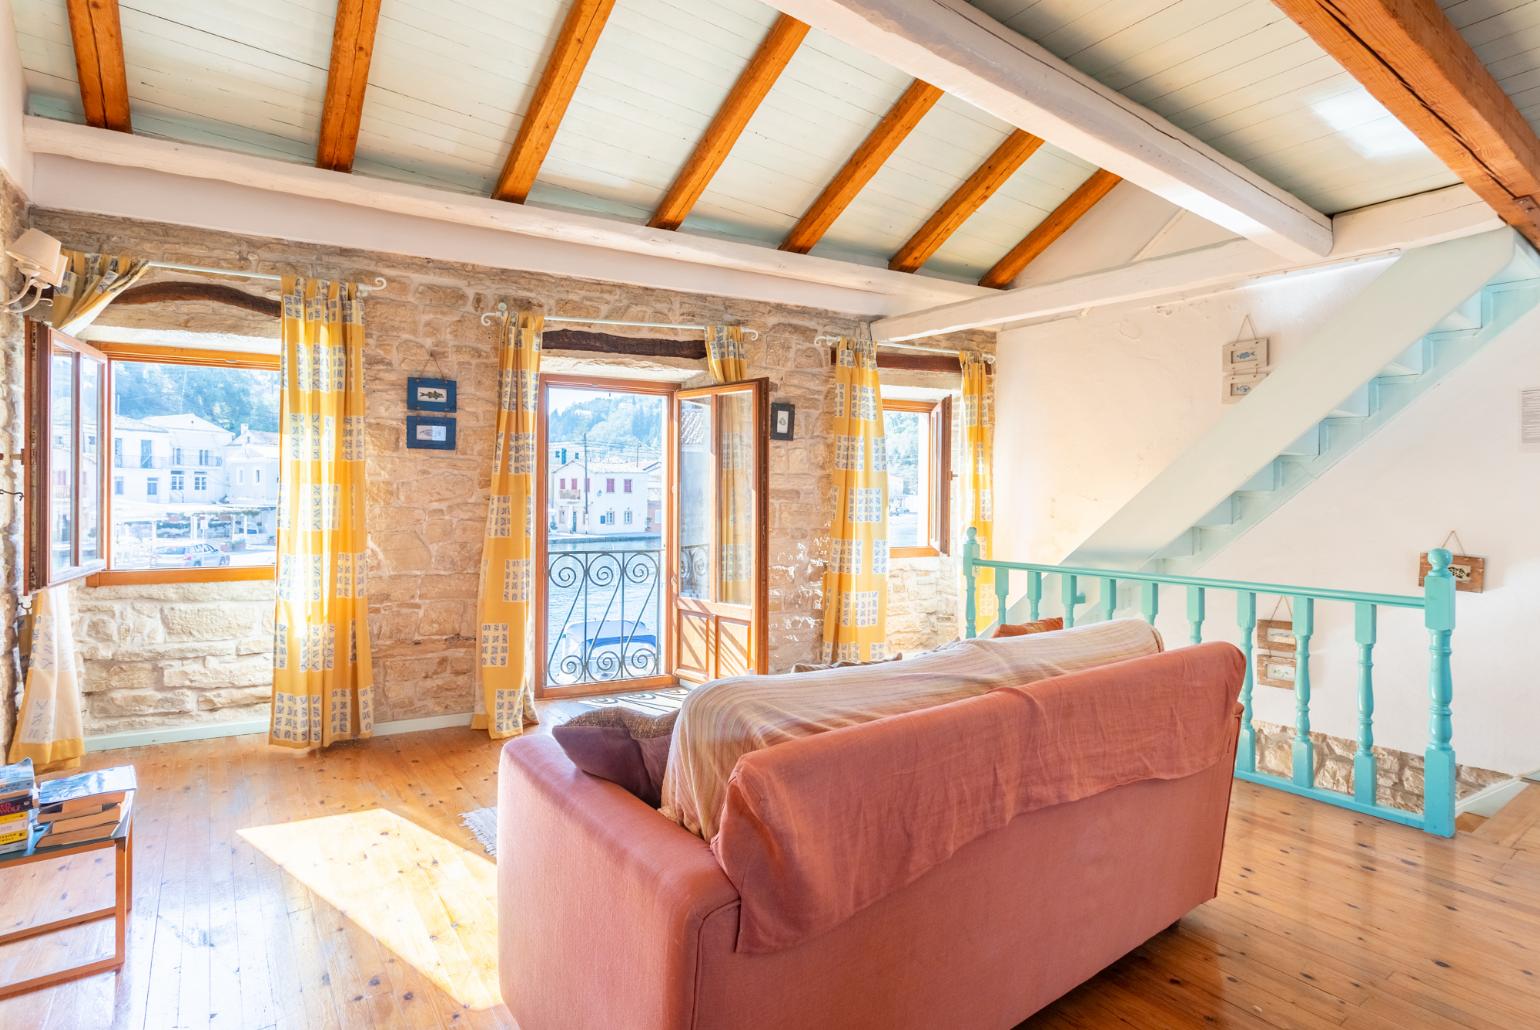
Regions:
[[538, 375, 674, 698], [672, 380, 768, 683]]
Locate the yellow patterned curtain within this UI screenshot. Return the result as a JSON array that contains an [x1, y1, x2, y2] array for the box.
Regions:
[[822, 334, 889, 662], [960, 352, 996, 624], [706, 325, 753, 606], [8, 587, 83, 772], [269, 276, 374, 749], [51, 251, 149, 335], [474, 312, 542, 738]]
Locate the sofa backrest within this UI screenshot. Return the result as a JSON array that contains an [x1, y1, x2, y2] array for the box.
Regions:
[[711, 642, 1245, 954]]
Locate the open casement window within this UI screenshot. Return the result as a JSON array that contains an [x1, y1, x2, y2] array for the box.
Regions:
[[672, 379, 769, 684], [24, 322, 108, 591], [90, 342, 281, 586], [883, 397, 953, 558]]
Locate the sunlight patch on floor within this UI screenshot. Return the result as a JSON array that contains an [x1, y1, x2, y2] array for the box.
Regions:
[[239, 808, 502, 1010]]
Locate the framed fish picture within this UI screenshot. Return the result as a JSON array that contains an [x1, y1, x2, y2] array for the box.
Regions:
[[407, 376, 457, 413]]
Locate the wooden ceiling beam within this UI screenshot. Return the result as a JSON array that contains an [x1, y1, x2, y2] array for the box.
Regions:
[[65, 0, 131, 132], [316, 0, 382, 173], [650, 15, 809, 231], [889, 128, 1042, 273], [755, 0, 1330, 260], [492, 0, 616, 204], [979, 169, 1121, 289], [1271, 0, 1540, 250], [780, 78, 943, 254]]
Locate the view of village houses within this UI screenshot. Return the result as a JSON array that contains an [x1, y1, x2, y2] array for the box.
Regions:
[[109, 415, 279, 568]]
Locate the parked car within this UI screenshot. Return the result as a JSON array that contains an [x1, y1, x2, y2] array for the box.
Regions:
[[551, 620, 658, 681], [151, 542, 232, 568]]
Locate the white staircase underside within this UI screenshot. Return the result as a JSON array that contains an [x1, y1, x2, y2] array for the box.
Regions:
[[1066, 228, 1532, 571]]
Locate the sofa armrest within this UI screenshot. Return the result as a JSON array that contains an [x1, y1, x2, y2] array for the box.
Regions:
[[498, 733, 739, 1030]]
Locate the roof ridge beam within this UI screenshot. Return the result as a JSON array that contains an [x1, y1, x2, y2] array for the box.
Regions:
[[757, 0, 1332, 261]]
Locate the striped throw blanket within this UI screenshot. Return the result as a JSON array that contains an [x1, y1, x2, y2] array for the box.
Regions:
[[659, 618, 1164, 840]]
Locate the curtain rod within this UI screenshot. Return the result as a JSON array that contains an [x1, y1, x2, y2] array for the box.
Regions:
[[146, 261, 388, 293], [477, 302, 759, 339], [814, 335, 994, 364]]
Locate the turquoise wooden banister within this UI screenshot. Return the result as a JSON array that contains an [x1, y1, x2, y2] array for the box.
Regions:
[[961, 527, 1460, 837]]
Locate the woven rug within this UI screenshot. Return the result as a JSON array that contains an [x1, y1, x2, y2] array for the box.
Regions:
[[462, 806, 498, 856]]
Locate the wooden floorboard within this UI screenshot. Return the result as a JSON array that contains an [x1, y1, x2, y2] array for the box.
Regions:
[[0, 715, 1536, 1028]]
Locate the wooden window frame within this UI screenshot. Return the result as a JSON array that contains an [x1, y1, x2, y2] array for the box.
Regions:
[[884, 396, 952, 559], [87, 342, 280, 587], [25, 321, 109, 592]]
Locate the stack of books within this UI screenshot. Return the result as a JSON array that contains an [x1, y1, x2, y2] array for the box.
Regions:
[[35, 766, 136, 851], [0, 758, 37, 857]]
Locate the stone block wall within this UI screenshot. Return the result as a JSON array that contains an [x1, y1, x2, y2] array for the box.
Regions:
[[0, 172, 27, 754], [1253, 719, 1506, 813], [29, 207, 993, 735], [70, 581, 274, 734]]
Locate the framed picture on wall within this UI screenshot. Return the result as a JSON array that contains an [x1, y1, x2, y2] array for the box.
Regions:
[[1257, 653, 1297, 689], [1256, 619, 1296, 650], [769, 401, 795, 441], [406, 415, 457, 450], [1223, 337, 1269, 372], [407, 376, 457, 412]]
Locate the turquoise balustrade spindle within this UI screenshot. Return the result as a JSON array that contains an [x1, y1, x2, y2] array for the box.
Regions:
[[959, 527, 1461, 837], [994, 569, 1010, 634], [1354, 602, 1378, 807], [1236, 591, 1257, 774], [1291, 597, 1316, 789], [1423, 548, 1458, 837]]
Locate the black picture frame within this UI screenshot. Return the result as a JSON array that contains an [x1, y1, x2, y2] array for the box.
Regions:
[[407, 376, 457, 412], [770, 401, 795, 441], [406, 415, 457, 450]]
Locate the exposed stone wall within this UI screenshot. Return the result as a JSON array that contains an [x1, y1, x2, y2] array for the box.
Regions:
[[71, 580, 273, 734], [1253, 720, 1507, 813], [0, 172, 27, 754], [31, 207, 993, 734]]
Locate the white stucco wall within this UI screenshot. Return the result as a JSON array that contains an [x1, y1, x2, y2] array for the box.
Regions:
[[0, 0, 31, 196], [993, 261, 1540, 776]]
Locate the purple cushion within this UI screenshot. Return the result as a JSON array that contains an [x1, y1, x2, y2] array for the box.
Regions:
[[551, 706, 679, 807], [552, 724, 659, 805]]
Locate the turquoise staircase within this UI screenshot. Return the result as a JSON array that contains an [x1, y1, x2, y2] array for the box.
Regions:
[[1052, 228, 1540, 581], [1156, 271, 1540, 574]]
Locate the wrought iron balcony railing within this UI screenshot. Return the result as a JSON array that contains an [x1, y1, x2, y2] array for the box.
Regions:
[[546, 548, 663, 688]]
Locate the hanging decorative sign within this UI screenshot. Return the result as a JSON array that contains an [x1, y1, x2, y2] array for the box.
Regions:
[[1255, 597, 1298, 690], [406, 415, 457, 451], [1222, 316, 1271, 404], [1419, 531, 1484, 593], [407, 376, 457, 412], [1257, 653, 1298, 689], [1256, 619, 1296, 651]]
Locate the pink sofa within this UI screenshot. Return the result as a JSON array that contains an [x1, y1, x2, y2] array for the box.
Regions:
[[498, 643, 1244, 1030]]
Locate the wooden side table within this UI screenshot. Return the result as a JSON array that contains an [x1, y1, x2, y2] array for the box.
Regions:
[[0, 793, 134, 1000]]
